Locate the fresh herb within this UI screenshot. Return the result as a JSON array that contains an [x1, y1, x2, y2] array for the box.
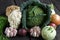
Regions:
[[0, 16, 9, 40], [0, 35, 9, 40]]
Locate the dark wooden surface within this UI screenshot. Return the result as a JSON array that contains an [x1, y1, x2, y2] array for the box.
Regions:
[[0, 0, 60, 40]]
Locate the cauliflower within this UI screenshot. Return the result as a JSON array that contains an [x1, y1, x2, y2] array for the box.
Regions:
[[6, 5, 22, 29]]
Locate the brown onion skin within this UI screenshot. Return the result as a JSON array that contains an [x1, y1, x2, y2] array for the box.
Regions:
[[51, 14, 60, 25]]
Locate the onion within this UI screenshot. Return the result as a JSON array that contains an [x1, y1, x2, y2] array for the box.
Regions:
[[18, 29, 27, 36], [49, 23, 57, 29], [51, 14, 60, 25]]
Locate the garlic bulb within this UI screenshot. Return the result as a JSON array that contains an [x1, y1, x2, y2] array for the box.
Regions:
[[6, 5, 22, 29], [30, 26, 41, 37], [5, 27, 17, 37]]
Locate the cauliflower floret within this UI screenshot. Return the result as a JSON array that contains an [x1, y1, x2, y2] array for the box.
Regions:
[[8, 10, 22, 29], [6, 5, 22, 29]]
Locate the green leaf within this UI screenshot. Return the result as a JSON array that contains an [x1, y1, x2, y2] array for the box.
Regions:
[[0, 16, 9, 40], [0, 35, 9, 40], [49, 4, 54, 9], [21, 0, 51, 29]]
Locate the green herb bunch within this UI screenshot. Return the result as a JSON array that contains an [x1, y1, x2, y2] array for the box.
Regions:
[[0, 16, 9, 40]]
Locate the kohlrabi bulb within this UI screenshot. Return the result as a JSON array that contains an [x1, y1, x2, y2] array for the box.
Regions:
[[41, 26, 56, 40]]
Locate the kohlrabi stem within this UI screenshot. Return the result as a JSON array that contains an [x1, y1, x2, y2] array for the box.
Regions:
[[22, 10, 27, 30]]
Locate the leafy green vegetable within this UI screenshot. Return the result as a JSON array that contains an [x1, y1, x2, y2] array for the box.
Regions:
[[0, 16, 9, 40], [34, 6, 44, 15], [21, 0, 51, 29], [0, 35, 9, 40], [0, 16, 8, 33], [49, 4, 54, 9], [26, 6, 45, 27]]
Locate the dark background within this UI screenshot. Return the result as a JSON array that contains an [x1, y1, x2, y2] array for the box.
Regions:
[[0, 0, 60, 40]]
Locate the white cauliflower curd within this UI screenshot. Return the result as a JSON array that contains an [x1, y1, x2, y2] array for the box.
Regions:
[[6, 5, 22, 29]]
